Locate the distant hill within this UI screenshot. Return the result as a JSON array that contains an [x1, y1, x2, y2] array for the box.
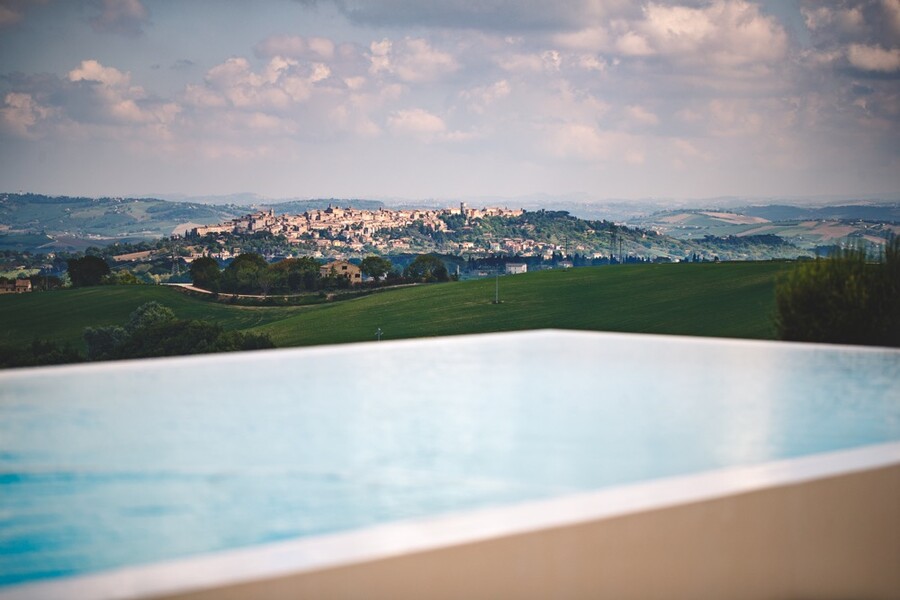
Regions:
[[0, 193, 248, 250], [633, 205, 900, 251], [738, 204, 900, 222], [263, 198, 385, 214], [0, 193, 388, 252], [154, 193, 387, 211]]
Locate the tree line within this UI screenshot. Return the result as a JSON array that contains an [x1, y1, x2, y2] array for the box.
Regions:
[[189, 253, 450, 295], [0, 301, 274, 368]]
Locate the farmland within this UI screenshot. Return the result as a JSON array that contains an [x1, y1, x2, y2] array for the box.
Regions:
[[0, 262, 789, 357]]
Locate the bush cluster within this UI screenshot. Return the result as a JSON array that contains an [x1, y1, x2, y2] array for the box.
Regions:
[[775, 237, 899, 346], [83, 301, 275, 360]]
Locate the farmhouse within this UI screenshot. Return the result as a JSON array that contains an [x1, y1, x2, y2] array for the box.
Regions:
[[319, 261, 362, 285], [0, 279, 32, 294]]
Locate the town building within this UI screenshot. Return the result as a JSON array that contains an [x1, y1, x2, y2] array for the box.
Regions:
[[505, 263, 528, 275], [188, 204, 524, 259]]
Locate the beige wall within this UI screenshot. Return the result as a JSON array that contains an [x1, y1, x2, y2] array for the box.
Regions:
[[157, 464, 900, 600]]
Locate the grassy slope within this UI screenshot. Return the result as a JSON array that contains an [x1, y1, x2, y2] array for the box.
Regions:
[[252, 262, 787, 346], [0, 262, 788, 352], [0, 286, 299, 350]]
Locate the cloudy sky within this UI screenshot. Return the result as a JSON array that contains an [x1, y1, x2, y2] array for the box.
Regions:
[[1, 0, 898, 202]]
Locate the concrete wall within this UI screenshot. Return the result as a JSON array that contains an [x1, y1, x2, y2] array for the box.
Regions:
[[158, 463, 900, 600]]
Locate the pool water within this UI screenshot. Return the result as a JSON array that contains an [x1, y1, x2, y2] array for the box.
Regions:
[[1, 330, 898, 586]]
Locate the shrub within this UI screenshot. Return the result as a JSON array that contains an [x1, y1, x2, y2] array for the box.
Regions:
[[82, 301, 277, 361], [0, 339, 84, 368], [775, 237, 899, 346]]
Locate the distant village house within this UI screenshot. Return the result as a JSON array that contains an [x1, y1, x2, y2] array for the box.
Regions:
[[319, 261, 362, 284], [505, 263, 527, 275], [0, 279, 32, 294]]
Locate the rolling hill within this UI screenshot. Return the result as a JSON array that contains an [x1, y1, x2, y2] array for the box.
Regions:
[[633, 205, 900, 251], [0, 262, 789, 357]]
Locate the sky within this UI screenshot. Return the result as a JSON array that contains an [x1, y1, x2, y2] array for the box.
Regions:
[[0, 0, 899, 202]]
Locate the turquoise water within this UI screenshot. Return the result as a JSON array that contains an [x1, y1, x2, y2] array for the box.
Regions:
[[1, 331, 898, 586]]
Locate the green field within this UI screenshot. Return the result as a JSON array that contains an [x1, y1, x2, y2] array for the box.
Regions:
[[0, 286, 298, 350], [0, 262, 789, 353]]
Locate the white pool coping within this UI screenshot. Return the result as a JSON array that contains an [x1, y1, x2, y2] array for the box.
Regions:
[[3, 440, 899, 600]]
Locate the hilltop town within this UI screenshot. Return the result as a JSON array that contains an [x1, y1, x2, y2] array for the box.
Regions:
[[189, 203, 531, 259]]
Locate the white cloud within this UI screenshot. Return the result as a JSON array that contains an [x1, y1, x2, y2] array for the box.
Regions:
[[543, 123, 613, 162], [387, 107, 475, 142], [203, 57, 291, 109], [846, 43, 900, 72], [308, 37, 336, 59], [802, 4, 865, 36], [368, 37, 458, 82], [319, 0, 628, 32], [255, 35, 307, 58], [329, 104, 381, 137], [3, 2, 900, 199], [0, 0, 31, 27], [545, 0, 788, 71], [800, 0, 900, 60], [624, 149, 645, 164], [553, 26, 610, 51], [625, 105, 659, 126], [369, 39, 393, 75], [67, 60, 179, 127], [461, 79, 510, 114], [388, 107, 446, 138], [885, 0, 900, 37], [68, 59, 131, 87], [615, 32, 654, 56], [576, 54, 607, 72], [0, 92, 55, 138], [183, 84, 226, 108], [196, 56, 336, 110], [495, 49, 567, 73], [254, 35, 336, 60], [90, 0, 150, 37], [636, 1, 788, 67], [706, 99, 764, 137], [495, 52, 545, 72], [672, 138, 712, 162]]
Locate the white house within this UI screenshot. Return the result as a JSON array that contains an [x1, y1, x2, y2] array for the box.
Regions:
[[505, 263, 527, 275]]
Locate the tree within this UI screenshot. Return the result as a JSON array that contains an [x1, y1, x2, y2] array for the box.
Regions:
[[83, 325, 128, 360], [0, 339, 83, 368], [107, 270, 142, 285], [775, 237, 900, 346], [360, 255, 393, 282], [190, 256, 221, 291], [220, 253, 267, 294], [67, 256, 110, 287], [267, 257, 320, 292], [126, 301, 176, 333], [404, 254, 450, 282]]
